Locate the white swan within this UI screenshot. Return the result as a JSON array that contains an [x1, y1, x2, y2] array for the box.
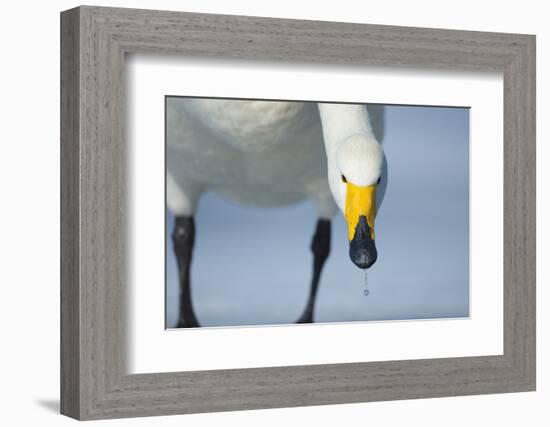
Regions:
[[167, 99, 385, 327]]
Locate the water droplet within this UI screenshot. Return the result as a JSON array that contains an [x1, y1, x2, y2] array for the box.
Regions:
[[363, 270, 370, 297]]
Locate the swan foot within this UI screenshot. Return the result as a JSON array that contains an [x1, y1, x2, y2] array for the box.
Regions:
[[176, 317, 200, 328], [173, 215, 200, 329], [296, 219, 331, 325], [296, 311, 313, 324]]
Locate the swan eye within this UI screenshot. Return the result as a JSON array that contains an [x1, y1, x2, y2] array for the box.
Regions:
[[376, 176, 381, 185], [341, 174, 347, 183]]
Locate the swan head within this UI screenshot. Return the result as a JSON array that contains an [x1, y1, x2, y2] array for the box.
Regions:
[[330, 134, 384, 269]]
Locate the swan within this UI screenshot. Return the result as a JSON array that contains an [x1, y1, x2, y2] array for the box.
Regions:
[[167, 99, 386, 327]]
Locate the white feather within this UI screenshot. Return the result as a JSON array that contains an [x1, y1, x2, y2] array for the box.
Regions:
[[166, 99, 384, 219]]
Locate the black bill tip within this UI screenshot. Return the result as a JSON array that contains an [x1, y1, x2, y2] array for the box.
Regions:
[[349, 216, 377, 269]]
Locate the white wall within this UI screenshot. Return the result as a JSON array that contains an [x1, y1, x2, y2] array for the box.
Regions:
[[1, 0, 546, 425]]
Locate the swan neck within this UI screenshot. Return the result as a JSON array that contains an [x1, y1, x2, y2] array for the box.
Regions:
[[317, 103, 376, 157]]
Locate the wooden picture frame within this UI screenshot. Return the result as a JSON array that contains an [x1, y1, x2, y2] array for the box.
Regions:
[[60, 5, 536, 420]]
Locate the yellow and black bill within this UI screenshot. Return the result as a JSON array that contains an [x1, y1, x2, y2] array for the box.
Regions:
[[345, 182, 378, 269]]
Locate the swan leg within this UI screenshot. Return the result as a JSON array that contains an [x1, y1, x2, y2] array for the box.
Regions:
[[172, 216, 200, 328], [297, 219, 331, 323]]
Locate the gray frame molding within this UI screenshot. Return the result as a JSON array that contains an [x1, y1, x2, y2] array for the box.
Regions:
[[60, 5, 536, 420]]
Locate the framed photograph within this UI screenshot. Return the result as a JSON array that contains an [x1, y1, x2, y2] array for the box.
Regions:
[[60, 5, 536, 420]]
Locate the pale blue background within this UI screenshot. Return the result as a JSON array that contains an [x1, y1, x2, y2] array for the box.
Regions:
[[165, 105, 469, 328]]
